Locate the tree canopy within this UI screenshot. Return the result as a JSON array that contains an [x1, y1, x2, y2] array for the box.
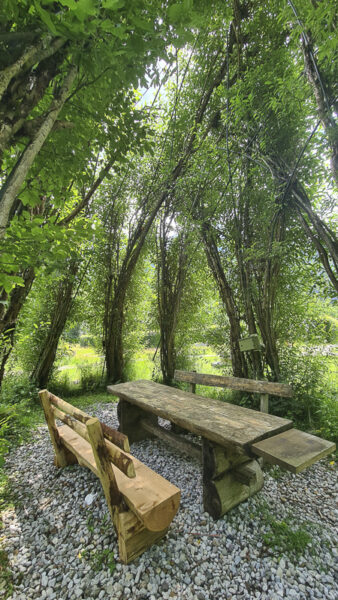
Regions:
[[0, 0, 337, 405]]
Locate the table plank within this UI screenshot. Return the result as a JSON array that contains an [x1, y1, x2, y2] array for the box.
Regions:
[[107, 380, 293, 450]]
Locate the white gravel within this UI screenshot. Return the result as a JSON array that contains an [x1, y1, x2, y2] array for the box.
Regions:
[[2, 401, 337, 600]]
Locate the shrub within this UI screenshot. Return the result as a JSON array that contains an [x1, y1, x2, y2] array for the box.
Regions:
[[80, 365, 104, 392], [0, 373, 38, 405]]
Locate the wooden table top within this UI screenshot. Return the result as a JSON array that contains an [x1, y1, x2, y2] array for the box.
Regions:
[[107, 380, 293, 450]]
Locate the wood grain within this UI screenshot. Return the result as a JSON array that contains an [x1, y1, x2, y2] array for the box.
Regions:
[[52, 405, 135, 478], [114, 509, 168, 564], [58, 424, 180, 532], [174, 370, 293, 397], [251, 428, 336, 473], [39, 389, 76, 468], [202, 439, 264, 518], [86, 417, 121, 509], [48, 391, 129, 451], [140, 419, 202, 461], [108, 380, 293, 450]]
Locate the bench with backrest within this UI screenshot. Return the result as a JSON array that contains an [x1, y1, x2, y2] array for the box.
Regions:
[[108, 379, 335, 520], [39, 390, 180, 564], [174, 369, 293, 413]]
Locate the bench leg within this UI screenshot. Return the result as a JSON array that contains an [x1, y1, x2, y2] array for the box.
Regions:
[[202, 440, 264, 519], [113, 509, 168, 564], [117, 400, 158, 443]]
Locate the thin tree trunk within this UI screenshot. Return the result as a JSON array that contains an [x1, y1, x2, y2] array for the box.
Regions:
[[157, 223, 188, 385], [105, 300, 125, 384], [0, 266, 35, 386], [0, 49, 65, 157], [301, 34, 338, 183], [265, 155, 338, 290], [0, 65, 77, 236], [201, 222, 248, 378], [0, 36, 65, 101], [30, 261, 79, 387], [297, 210, 338, 292]]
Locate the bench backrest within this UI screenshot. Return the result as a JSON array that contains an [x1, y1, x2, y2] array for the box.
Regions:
[[174, 370, 293, 397], [174, 370, 293, 413], [39, 389, 135, 478]]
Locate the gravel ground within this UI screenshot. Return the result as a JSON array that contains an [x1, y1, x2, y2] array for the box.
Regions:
[[2, 402, 337, 600]]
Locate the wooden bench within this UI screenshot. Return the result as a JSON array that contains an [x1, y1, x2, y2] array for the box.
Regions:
[[39, 390, 180, 563], [174, 370, 294, 413]]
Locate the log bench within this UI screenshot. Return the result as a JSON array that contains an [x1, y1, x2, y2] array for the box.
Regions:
[[174, 369, 294, 413], [39, 390, 180, 563], [107, 380, 335, 520]]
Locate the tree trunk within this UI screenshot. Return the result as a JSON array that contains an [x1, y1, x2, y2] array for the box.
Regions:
[[31, 261, 79, 387], [201, 222, 248, 378], [0, 50, 64, 158], [0, 65, 77, 236], [105, 301, 125, 384], [0, 35, 65, 102], [0, 266, 35, 386], [158, 228, 188, 386], [301, 34, 338, 184], [265, 155, 338, 290]]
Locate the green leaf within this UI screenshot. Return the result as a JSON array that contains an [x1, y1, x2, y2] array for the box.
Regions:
[[167, 4, 184, 22], [33, 1, 58, 35], [102, 0, 125, 9], [132, 17, 154, 33]]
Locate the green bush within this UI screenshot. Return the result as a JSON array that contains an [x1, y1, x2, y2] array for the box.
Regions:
[[273, 349, 324, 425], [79, 365, 104, 392], [0, 399, 44, 464], [314, 384, 338, 445], [0, 412, 14, 466], [0, 373, 38, 405]]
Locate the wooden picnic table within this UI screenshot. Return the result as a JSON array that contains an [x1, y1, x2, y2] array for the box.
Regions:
[[107, 379, 335, 519]]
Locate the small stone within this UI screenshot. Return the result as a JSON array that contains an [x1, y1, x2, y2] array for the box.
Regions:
[[84, 493, 96, 507], [106, 583, 114, 595]]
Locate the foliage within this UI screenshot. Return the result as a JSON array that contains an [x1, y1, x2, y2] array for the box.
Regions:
[[263, 519, 313, 558], [80, 547, 115, 575], [314, 378, 338, 445], [253, 501, 325, 560], [0, 372, 38, 406], [0, 547, 13, 599]]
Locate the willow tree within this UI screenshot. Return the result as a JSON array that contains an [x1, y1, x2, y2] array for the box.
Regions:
[[155, 208, 190, 385], [163, 0, 337, 380]]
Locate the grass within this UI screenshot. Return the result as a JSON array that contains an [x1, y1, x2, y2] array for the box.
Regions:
[[263, 519, 313, 557], [0, 548, 13, 599], [252, 501, 321, 559], [53, 344, 105, 393], [79, 548, 115, 574]]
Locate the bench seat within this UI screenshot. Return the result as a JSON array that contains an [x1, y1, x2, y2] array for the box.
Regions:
[[58, 424, 180, 532]]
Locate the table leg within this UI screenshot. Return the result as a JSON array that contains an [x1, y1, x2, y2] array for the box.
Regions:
[[202, 439, 264, 519], [117, 400, 158, 443]]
